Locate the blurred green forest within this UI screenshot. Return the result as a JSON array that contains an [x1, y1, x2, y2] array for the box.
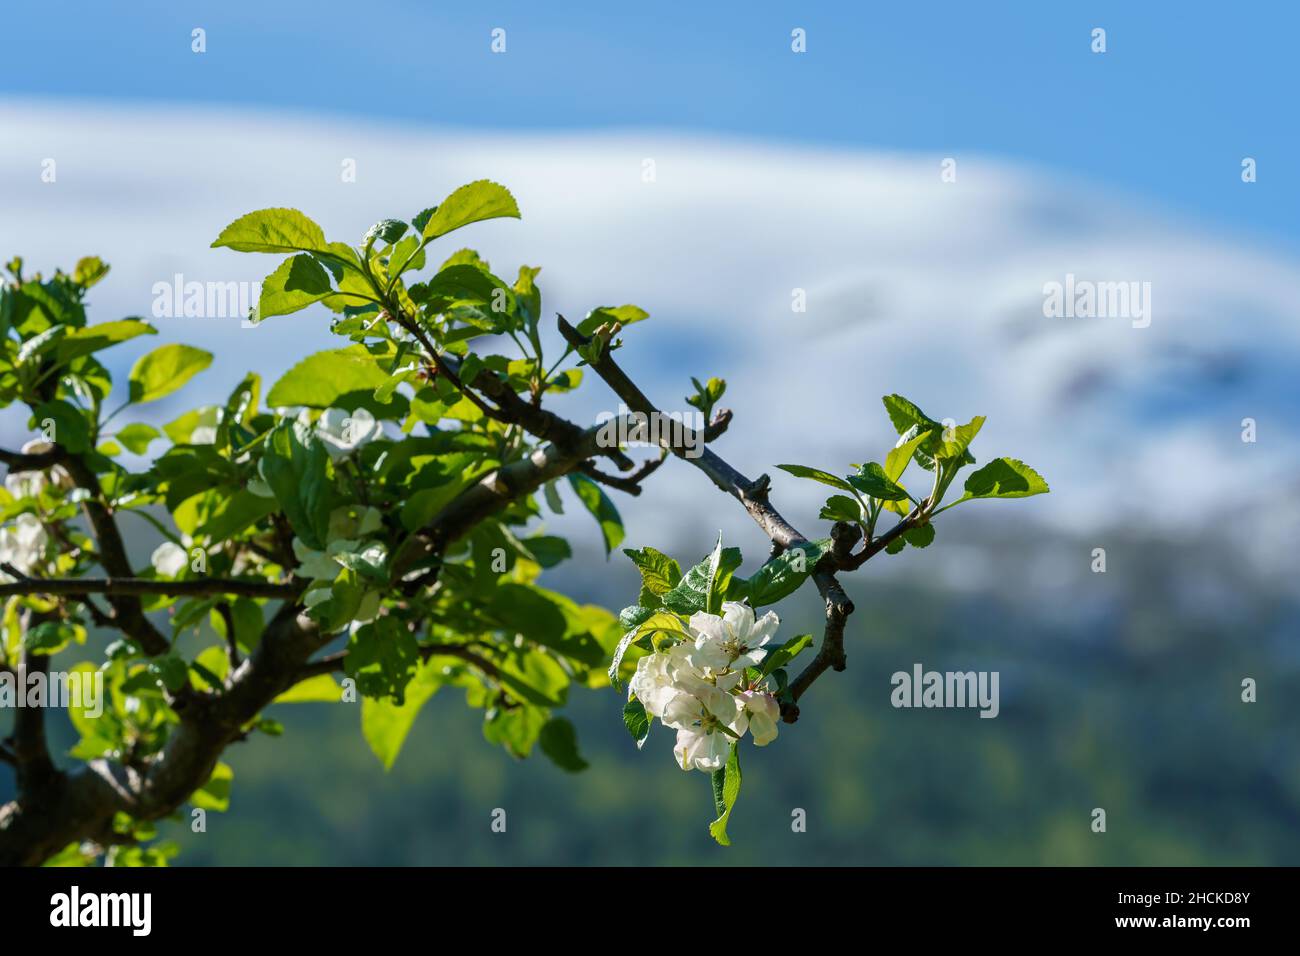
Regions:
[[5, 524, 1298, 865]]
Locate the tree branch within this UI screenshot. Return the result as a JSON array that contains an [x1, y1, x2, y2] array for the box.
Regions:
[[393, 414, 645, 577], [0, 445, 65, 470], [0, 601, 328, 866], [298, 642, 503, 683], [576, 454, 666, 496], [556, 314, 883, 720], [9, 649, 57, 793], [58, 455, 169, 655], [0, 569, 299, 600]]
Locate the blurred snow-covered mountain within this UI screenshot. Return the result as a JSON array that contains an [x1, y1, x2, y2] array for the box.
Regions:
[[2, 99, 1297, 580]]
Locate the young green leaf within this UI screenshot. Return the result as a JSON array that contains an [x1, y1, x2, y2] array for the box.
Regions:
[[538, 717, 589, 773], [128, 344, 213, 404], [960, 458, 1050, 501], [759, 633, 814, 678], [623, 546, 683, 607], [211, 208, 329, 255], [934, 415, 985, 463], [576, 304, 649, 337], [775, 463, 856, 493], [114, 423, 161, 456], [661, 542, 743, 615], [846, 462, 909, 500], [361, 659, 443, 770], [257, 253, 335, 320], [738, 539, 830, 607], [708, 742, 742, 847], [32, 400, 90, 453], [420, 180, 520, 241], [55, 319, 155, 364], [623, 696, 651, 749], [567, 473, 624, 555], [266, 345, 397, 409], [819, 494, 863, 523]]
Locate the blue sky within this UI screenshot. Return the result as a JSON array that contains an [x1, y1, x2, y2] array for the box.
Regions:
[[3, 1, 1296, 246]]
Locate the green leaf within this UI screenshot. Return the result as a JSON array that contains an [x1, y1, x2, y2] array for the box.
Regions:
[[566, 473, 624, 555], [257, 253, 335, 320], [114, 423, 160, 455], [703, 531, 727, 614], [881, 395, 976, 472], [55, 319, 155, 364], [486, 583, 604, 667], [266, 344, 396, 410], [819, 494, 862, 523], [934, 416, 985, 462], [846, 462, 909, 500], [344, 618, 420, 704], [496, 649, 570, 708], [618, 604, 654, 630], [73, 256, 110, 288], [211, 208, 329, 254], [882, 393, 940, 440], [885, 427, 932, 483], [708, 741, 742, 847], [128, 344, 212, 404], [195, 489, 277, 543], [623, 696, 651, 749], [903, 523, 936, 548], [607, 611, 683, 687], [17, 324, 67, 365], [518, 535, 571, 568], [960, 458, 1050, 500], [423, 264, 513, 308], [623, 546, 682, 606], [361, 659, 443, 769], [685, 376, 727, 421], [273, 673, 342, 704], [259, 418, 337, 549], [881, 427, 934, 514], [420, 180, 520, 241], [760, 634, 814, 678], [538, 717, 589, 773], [576, 304, 649, 337], [365, 218, 408, 246], [191, 762, 233, 812], [22, 620, 83, 655], [775, 463, 856, 493], [32, 399, 89, 454], [739, 539, 830, 607], [661, 544, 743, 615]]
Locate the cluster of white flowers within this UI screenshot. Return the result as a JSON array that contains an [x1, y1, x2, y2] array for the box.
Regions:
[[631, 601, 783, 773], [316, 407, 383, 460], [295, 504, 387, 625], [150, 541, 191, 578], [1, 441, 63, 583], [2, 439, 73, 501], [0, 513, 49, 582]]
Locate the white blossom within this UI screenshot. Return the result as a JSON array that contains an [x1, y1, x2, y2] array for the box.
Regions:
[[317, 407, 382, 460], [4, 470, 46, 500], [0, 513, 49, 580], [687, 602, 779, 672], [4, 440, 73, 498], [742, 689, 780, 746], [292, 538, 340, 581], [663, 678, 748, 773], [630, 643, 696, 721], [151, 541, 188, 577]]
